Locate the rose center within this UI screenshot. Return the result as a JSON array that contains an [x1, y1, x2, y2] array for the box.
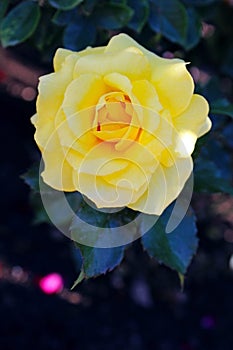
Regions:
[[92, 92, 134, 140]]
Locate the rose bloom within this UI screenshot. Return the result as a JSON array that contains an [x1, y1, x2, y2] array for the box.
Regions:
[[32, 34, 211, 215]]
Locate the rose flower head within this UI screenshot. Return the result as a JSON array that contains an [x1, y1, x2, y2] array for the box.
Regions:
[[31, 34, 211, 215]]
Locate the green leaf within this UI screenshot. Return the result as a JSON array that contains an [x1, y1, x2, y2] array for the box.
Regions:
[[32, 9, 63, 57], [48, 0, 84, 10], [183, 0, 218, 6], [63, 17, 96, 50], [29, 192, 51, 225], [0, 1, 41, 47], [93, 3, 134, 30], [71, 269, 85, 289], [0, 0, 9, 19], [127, 0, 149, 33], [194, 159, 233, 195], [21, 163, 40, 193], [77, 243, 126, 278], [52, 9, 76, 26], [71, 199, 128, 280], [149, 0, 188, 47], [82, 0, 98, 15], [183, 8, 201, 50], [141, 206, 198, 274], [222, 47, 233, 78], [211, 99, 233, 119]]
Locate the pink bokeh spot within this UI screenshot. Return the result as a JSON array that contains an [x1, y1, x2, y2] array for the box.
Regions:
[[39, 273, 64, 294]]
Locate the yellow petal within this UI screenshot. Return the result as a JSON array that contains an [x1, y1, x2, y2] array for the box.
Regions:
[[54, 46, 106, 72], [114, 123, 140, 151], [174, 94, 211, 155], [74, 48, 150, 81], [104, 162, 151, 192], [198, 118, 212, 137], [174, 94, 210, 135], [37, 54, 78, 123], [131, 80, 162, 134], [138, 110, 173, 159], [63, 73, 108, 113], [105, 34, 194, 117], [41, 139, 75, 192], [151, 60, 194, 117], [105, 33, 161, 67], [77, 142, 128, 176], [122, 140, 158, 174], [103, 73, 143, 126], [104, 73, 132, 93], [129, 157, 192, 215], [53, 48, 76, 71], [132, 80, 162, 112], [73, 172, 135, 208]]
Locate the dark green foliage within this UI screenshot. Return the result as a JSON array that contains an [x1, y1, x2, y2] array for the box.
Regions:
[[149, 0, 188, 46], [141, 206, 198, 274], [48, 0, 84, 11], [0, 1, 41, 47], [0, 0, 9, 20], [0, 0, 218, 52]]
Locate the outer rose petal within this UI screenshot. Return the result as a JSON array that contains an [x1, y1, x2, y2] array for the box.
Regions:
[[129, 157, 192, 215], [106, 33, 194, 117], [105, 33, 156, 59], [73, 169, 150, 210], [36, 54, 77, 123], [54, 47, 105, 72], [41, 133, 75, 192], [73, 172, 137, 208], [174, 94, 211, 156], [54, 48, 75, 71], [74, 47, 150, 81], [150, 60, 194, 117], [174, 94, 211, 136], [32, 54, 78, 150]]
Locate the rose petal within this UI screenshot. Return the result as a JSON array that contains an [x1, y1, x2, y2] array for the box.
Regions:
[[174, 94, 211, 156], [74, 48, 150, 81], [151, 60, 194, 117], [129, 157, 192, 215]]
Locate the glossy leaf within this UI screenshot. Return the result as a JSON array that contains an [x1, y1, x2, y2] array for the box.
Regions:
[[127, 0, 149, 33], [93, 3, 133, 29], [76, 243, 126, 278], [21, 164, 40, 193], [71, 269, 85, 289], [82, 0, 98, 15], [141, 205, 198, 274], [211, 99, 233, 119], [183, 0, 218, 6], [194, 159, 233, 195], [71, 202, 127, 280], [183, 8, 202, 50], [52, 9, 76, 26], [48, 0, 84, 10], [0, 0, 9, 19], [149, 0, 188, 46], [0, 1, 41, 47], [63, 18, 96, 50]]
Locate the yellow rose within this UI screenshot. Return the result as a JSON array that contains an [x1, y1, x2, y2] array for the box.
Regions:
[[31, 34, 211, 215]]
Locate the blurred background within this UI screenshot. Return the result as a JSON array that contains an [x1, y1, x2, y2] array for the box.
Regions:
[[0, 0, 233, 349]]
